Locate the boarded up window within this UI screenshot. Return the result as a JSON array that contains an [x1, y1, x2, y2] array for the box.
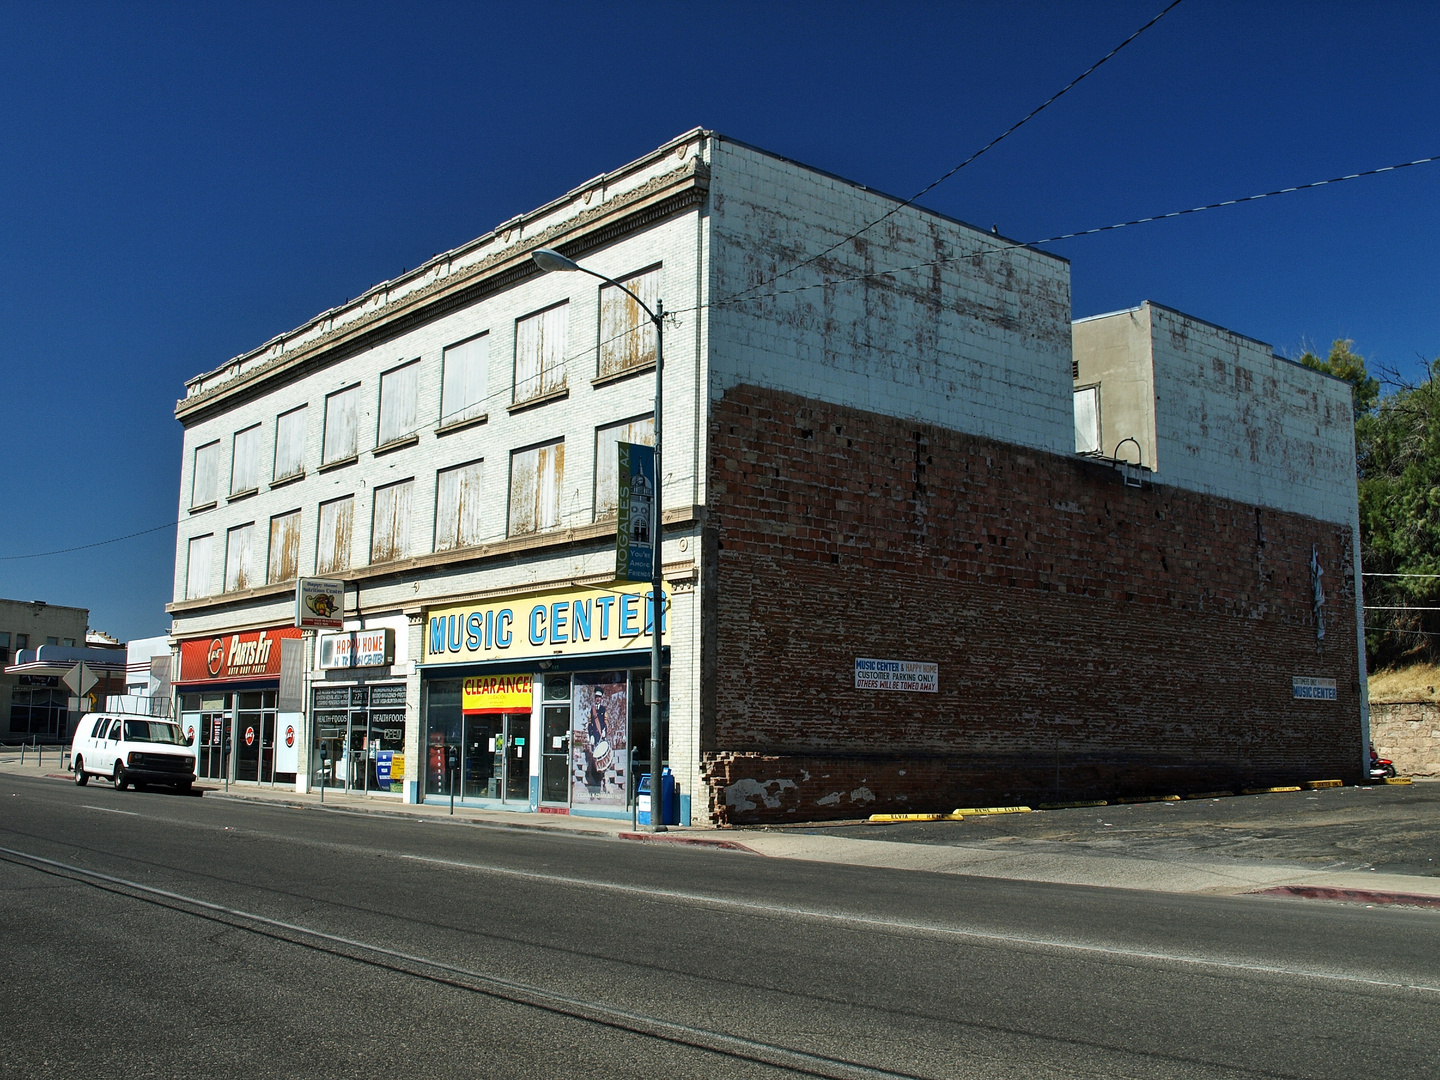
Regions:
[[274, 405, 308, 481], [186, 534, 213, 599], [371, 479, 413, 564], [224, 523, 257, 592], [377, 360, 420, 446], [513, 303, 568, 404], [594, 415, 655, 520], [598, 267, 659, 378], [509, 440, 563, 536], [441, 333, 488, 425], [1074, 386, 1100, 455], [316, 496, 353, 576], [323, 385, 359, 464], [267, 509, 301, 584], [435, 460, 485, 552], [192, 441, 219, 507], [231, 425, 262, 494]]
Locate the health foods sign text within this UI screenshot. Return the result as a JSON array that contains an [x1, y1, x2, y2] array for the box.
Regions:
[[425, 583, 670, 665]]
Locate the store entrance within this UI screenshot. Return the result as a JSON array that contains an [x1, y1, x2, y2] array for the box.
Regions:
[[540, 674, 571, 805], [462, 714, 530, 802], [234, 691, 277, 783], [195, 697, 230, 781]]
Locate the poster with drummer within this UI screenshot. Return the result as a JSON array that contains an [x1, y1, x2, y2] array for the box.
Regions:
[[571, 672, 628, 808]]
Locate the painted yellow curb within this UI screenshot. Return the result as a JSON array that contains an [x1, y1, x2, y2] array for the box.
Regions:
[[1115, 795, 1181, 804], [1303, 779, 1344, 789], [1037, 800, 1108, 809], [1184, 790, 1237, 799], [867, 813, 949, 822], [950, 806, 1032, 817], [1241, 786, 1302, 795], [1384, 777, 1414, 785]]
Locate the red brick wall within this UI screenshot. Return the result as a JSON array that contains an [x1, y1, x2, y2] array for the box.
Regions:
[[702, 385, 1363, 824]]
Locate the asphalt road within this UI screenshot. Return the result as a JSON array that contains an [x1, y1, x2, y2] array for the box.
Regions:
[[2, 773, 1438, 1079], [797, 782, 1440, 877]]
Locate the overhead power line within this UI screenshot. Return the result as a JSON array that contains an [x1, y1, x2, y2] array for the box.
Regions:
[[8, 146, 1437, 565], [723, 0, 1185, 304]]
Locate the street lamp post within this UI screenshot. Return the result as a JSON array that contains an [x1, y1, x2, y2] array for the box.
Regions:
[[531, 248, 667, 832]]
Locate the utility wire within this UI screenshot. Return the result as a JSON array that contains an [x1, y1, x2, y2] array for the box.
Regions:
[[0, 520, 178, 561], [10, 147, 1437, 565], [722, 0, 1185, 304]]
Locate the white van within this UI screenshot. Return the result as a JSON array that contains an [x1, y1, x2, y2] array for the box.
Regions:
[[71, 714, 197, 792]]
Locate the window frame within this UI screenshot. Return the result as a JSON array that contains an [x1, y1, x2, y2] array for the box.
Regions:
[[370, 478, 415, 565], [185, 534, 214, 600], [434, 458, 485, 553], [512, 301, 570, 406], [377, 359, 422, 449], [273, 404, 308, 483], [593, 414, 655, 522], [224, 522, 258, 593], [230, 424, 263, 496], [322, 384, 361, 466], [316, 495, 355, 577], [507, 438, 564, 537], [191, 440, 221, 509], [596, 264, 661, 381], [440, 332, 490, 429], [267, 508, 303, 584]]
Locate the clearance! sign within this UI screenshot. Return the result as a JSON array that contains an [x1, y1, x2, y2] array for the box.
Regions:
[[424, 583, 670, 666], [463, 674, 533, 714]]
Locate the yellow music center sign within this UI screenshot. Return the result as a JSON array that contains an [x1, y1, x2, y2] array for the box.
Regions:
[[424, 583, 670, 666]]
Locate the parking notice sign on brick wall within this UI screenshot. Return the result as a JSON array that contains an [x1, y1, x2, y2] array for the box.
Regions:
[[1292, 676, 1337, 701], [855, 658, 938, 693]]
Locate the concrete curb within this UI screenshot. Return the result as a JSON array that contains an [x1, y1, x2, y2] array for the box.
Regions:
[[1251, 885, 1440, 910], [619, 832, 761, 854]]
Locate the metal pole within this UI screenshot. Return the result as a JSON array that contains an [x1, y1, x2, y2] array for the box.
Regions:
[[649, 300, 666, 833]]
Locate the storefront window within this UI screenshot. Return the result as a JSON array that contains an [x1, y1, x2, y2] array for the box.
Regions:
[[312, 683, 407, 794]]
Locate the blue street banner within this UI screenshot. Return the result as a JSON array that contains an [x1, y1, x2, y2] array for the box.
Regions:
[[616, 441, 655, 583]]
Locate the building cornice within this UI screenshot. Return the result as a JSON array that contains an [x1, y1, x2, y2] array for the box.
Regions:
[[176, 151, 709, 425]]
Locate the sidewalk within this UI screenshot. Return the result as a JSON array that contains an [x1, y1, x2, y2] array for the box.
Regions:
[[6, 754, 1438, 905]]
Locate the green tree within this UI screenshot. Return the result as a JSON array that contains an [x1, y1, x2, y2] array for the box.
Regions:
[[1350, 351, 1440, 664], [1299, 338, 1380, 419]]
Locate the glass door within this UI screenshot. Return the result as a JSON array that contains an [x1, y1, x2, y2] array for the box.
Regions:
[[540, 674, 571, 805], [196, 695, 230, 781], [463, 715, 504, 799], [424, 680, 462, 800], [503, 714, 530, 803]]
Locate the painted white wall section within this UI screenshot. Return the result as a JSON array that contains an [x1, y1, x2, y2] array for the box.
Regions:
[[704, 137, 1074, 454], [1146, 303, 1358, 527]]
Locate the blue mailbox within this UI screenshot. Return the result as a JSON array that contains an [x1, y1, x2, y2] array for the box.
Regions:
[[637, 767, 678, 826]]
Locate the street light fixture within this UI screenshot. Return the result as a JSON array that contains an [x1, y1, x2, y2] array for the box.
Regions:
[[531, 247, 667, 832]]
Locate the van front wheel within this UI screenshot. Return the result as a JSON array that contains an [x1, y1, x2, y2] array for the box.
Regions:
[[113, 765, 127, 791], [74, 757, 87, 786]]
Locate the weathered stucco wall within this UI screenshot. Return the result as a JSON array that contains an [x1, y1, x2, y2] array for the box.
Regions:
[[1072, 306, 1156, 466], [705, 136, 1075, 457]]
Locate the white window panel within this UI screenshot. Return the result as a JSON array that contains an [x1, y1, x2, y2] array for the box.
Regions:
[[513, 303, 568, 404], [185, 534, 213, 599], [598, 266, 659, 378], [191, 442, 220, 508], [378, 360, 420, 446], [441, 333, 488, 426], [594, 415, 655, 520], [1074, 386, 1100, 455], [231, 425, 262, 495], [316, 496, 354, 576], [224, 523, 257, 592], [273, 405, 308, 481], [267, 509, 301, 584], [435, 460, 485, 552], [371, 479, 413, 564], [509, 440, 563, 536], [323, 385, 359, 464]]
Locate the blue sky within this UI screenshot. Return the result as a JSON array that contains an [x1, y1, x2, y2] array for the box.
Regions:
[[2, 1, 1437, 641]]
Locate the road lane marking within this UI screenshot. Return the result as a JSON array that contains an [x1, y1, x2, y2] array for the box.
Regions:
[[399, 853, 1440, 995], [81, 805, 137, 816], [0, 844, 931, 1080]]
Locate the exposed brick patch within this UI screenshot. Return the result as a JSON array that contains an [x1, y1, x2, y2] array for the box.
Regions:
[[703, 385, 1362, 825]]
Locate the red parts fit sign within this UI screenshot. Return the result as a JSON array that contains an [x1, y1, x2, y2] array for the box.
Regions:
[[179, 627, 302, 683]]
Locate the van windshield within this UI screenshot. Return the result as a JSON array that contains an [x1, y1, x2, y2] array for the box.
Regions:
[[123, 720, 186, 745]]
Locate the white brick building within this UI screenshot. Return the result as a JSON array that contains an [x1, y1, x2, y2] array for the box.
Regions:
[[167, 129, 1365, 824]]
